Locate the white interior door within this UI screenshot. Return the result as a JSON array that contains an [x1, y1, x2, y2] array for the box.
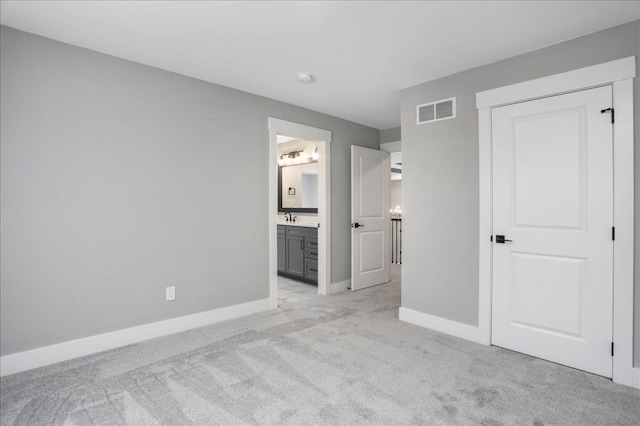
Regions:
[[351, 146, 390, 291], [491, 86, 614, 377]]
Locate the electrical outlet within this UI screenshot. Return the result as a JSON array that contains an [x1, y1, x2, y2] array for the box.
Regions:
[[165, 286, 176, 301]]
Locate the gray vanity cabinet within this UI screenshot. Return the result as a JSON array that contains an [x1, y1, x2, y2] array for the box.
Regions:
[[278, 225, 318, 284], [277, 226, 286, 272]]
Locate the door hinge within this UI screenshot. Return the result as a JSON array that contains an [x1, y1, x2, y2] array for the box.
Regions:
[[601, 107, 615, 123], [490, 235, 493, 242], [611, 342, 614, 357], [612, 226, 615, 241]]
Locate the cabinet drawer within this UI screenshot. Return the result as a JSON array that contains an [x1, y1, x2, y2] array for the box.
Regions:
[[287, 226, 318, 238], [305, 238, 318, 249], [304, 248, 318, 260], [305, 258, 318, 281]]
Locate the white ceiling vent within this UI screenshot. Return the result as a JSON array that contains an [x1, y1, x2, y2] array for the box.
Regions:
[[416, 97, 456, 125]]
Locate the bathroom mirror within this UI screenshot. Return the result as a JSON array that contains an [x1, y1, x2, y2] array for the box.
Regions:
[[278, 162, 318, 213]]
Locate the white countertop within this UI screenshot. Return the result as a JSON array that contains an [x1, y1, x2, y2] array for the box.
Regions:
[[277, 220, 318, 228]]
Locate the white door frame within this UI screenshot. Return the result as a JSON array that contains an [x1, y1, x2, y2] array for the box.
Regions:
[[476, 56, 636, 387], [268, 118, 332, 305]]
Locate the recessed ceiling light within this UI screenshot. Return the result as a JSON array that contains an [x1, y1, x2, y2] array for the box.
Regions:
[[297, 73, 313, 83]]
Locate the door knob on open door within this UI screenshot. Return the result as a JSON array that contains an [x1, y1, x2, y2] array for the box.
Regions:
[[495, 235, 512, 244], [352, 223, 364, 228]]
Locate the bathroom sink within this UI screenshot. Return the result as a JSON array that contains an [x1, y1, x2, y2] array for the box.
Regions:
[[277, 221, 318, 228]]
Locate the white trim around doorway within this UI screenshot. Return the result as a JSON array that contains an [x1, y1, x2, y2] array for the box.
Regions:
[[268, 118, 332, 307], [476, 56, 636, 388]]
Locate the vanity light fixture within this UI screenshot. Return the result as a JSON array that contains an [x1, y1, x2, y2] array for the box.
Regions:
[[278, 147, 319, 166], [279, 150, 303, 166]]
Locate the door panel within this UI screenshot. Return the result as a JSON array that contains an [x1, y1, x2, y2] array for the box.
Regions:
[[359, 155, 386, 218], [492, 85, 613, 377], [513, 110, 585, 228], [511, 253, 585, 338], [351, 146, 390, 291], [359, 230, 385, 273]]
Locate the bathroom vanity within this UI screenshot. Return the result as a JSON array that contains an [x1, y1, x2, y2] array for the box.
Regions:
[[277, 223, 318, 284]]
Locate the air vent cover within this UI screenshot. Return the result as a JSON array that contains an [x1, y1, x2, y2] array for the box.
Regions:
[[416, 97, 456, 124]]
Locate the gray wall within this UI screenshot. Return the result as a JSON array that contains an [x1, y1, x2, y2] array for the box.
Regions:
[[400, 20, 640, 365], [380, 127, 401, 144], [0, 26, 379, 356]]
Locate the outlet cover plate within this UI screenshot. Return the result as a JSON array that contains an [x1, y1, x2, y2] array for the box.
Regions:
[[166, 286, 176, 301]]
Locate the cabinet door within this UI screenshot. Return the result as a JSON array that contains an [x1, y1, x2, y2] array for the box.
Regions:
[[286, 235, 304, 277], [286, 235, 305, 277], [305, 258, 318, 282], [277, 233, 286, 272]]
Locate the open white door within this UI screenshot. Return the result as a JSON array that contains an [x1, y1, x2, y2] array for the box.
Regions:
[[351, 146, 390, 291]]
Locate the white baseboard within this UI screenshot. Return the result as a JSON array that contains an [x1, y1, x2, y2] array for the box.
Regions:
[[0, 298, 272, 377], [330, 279, 350, 294], [399, 307, 483, 344]]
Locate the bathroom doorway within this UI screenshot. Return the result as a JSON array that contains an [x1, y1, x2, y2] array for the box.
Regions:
[[268, 119, 332, 308]]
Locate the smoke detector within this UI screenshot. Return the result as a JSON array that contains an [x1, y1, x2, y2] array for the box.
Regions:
[[297, 73, 314, 83]]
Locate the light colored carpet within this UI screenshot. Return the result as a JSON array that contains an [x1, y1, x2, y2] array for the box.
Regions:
[[1, 265, 639, 425]]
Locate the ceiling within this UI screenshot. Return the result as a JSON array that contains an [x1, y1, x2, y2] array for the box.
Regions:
[[1, 1, 638, 129], [277, 138, 316, 156]]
